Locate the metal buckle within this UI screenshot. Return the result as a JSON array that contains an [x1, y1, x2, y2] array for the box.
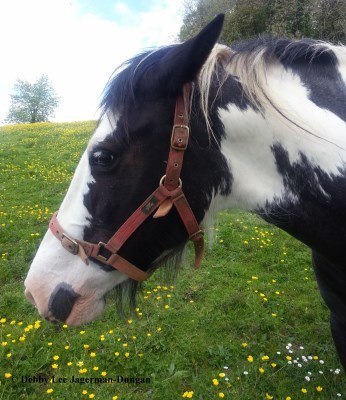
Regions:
[[96, 242, 109, 262], [171, 125, 189, 150], [61, 233, 79, 255], [159, 174, 182, 189]]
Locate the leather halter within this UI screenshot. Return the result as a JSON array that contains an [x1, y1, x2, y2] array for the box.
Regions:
[[49, 83, 205, 282]]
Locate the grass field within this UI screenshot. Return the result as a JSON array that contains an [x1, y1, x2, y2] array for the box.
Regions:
[[0, 121, 345, 400]]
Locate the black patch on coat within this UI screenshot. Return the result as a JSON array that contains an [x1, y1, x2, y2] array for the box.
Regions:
[[260, 143, 346, 262]]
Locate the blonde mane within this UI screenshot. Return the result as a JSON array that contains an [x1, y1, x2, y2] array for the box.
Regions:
[[196, 39, 345, 147]]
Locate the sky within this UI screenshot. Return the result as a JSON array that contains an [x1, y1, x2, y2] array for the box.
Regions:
[[0, 0, 185, 124]]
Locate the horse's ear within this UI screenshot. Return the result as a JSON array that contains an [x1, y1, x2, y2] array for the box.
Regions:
[[143, 14, 225, 94]]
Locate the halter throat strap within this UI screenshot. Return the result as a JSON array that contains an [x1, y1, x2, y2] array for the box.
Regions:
[[49, 84, 205, 282]]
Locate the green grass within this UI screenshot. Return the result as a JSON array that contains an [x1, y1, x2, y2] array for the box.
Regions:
[[0, 121, 345, 400]]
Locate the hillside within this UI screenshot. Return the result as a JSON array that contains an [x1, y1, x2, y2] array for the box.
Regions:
[[0, 121, 345, 399]]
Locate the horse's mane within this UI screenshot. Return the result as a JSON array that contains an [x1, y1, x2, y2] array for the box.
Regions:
[[198, 37, 346, 147], [101, 37, 342, 139], [200, 37, 341, 126]]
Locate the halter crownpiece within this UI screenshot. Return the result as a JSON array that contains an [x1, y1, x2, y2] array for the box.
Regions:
[[49, 83, 205, 282]]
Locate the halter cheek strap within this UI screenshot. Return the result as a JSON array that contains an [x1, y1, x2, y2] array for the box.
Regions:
[[49, 83, 205, 282]]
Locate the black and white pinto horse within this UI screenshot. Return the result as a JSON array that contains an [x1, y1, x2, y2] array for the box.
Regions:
[[25, 15, 346, 368]]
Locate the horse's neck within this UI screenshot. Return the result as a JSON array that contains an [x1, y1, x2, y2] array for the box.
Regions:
[[214, 69, 346, 257], [217, 65, 346, 213]]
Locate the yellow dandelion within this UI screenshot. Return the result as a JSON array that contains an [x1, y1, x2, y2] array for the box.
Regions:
[[112, 397, 118, 400], [261, 355, 269, 361], [46, 388, 53, 394], [316, 386, 323, 392], [90, 352, 96, 357], [241, 342, 248, 348], [301, 388, 308, 394], [259, 367, 265, 374], [219, 372, 225, 378], [114, 352, 120, 357], [83, 344, 90, 349], [82, 390, 88, 395], [212, 378, 219, 386], [53, 355, 59, 360], [247, 355, 254, 362], [164, 305, 170, 309], [89, 394, 95, 399], [5, 373, 12, 379], [265, 394, 273, 400], [93, 366, 99, 371], [218, 393, 225, 399], [51, 363, 58, 369], [67, 362, 73, 366], [125, 352, 130, 358], [64, 345, 70, 350], [101, 371, 107, 376]]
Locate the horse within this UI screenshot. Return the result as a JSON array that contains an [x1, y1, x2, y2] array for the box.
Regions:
[[24, 14, 346, 369]]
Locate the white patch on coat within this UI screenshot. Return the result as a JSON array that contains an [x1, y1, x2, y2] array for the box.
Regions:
[[25, 112, 128, 326], [218, 63, 346, 210], [89, 112, 118, 148], [325, 44, 346, 85]]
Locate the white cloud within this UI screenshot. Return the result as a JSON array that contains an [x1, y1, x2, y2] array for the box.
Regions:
[[114, 2, 131, 16], [0, 0, 185, 124]]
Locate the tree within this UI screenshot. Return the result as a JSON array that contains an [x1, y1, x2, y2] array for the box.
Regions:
[[312, 0, 346, 43], [179, 0, 346, 44], [6, 75, 59, 124]]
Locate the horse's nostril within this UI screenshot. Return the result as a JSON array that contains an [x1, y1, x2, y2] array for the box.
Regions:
[[25, 289, 37, 307], [48, 283, 80, 322]]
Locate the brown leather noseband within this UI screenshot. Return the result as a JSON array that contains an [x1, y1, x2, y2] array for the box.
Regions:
[[49, 83, 205, 282]]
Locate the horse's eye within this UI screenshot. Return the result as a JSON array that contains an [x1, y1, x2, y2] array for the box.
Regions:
[[90, 150, 116, 168]]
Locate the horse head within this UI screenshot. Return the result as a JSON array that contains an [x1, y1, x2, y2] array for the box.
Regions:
[[24, 15, 231, 325]]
